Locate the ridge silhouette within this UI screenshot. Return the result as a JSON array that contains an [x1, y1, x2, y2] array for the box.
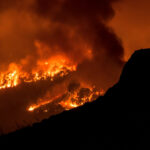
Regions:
[[1, 49, 150, 149]]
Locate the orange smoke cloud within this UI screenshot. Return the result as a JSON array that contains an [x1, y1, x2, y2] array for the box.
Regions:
[[110, 0, 150, 61]]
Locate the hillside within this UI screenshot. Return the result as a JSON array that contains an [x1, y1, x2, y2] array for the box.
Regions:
[[1, 49, 150, 149]]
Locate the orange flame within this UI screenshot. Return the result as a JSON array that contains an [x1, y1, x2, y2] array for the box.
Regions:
[[59, 88, 104, 110], [27, 95, 61, 112], [0, 55, 77, 90], [27, 86, 104, 112], [0, 41, 102, 114]]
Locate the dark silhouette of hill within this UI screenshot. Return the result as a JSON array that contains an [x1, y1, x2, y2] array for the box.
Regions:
[[1, 49, 150, 149]]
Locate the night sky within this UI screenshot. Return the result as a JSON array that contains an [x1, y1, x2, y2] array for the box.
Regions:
[[110, 0, 150, 60]]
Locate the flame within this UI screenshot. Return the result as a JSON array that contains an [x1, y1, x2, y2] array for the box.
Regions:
[[28, 100, 52, 112], [59, 88, 104, 110], [0, 63, 20, 89], [0, 41, 102, 114], [0, 55, 77, 90], [28, 95, 60, 112], [27, 85, 104, 112]]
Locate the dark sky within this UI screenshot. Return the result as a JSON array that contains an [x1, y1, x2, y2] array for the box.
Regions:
[[110, 0, 150, 60]]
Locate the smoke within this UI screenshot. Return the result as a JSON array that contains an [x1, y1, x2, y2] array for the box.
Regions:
[[0, 0, 123, 63], [0, 0, 124, 133], [110, 0, 150, 61]]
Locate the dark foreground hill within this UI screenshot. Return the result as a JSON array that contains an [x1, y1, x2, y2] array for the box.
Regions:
[[1, 49, 150, 149]]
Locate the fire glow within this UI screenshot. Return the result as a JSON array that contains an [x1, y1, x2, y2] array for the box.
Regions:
[[59, 88, 104, 110], [0, 42, 103, 112], [27, 85, 104, 112], [0, 55, 77, 90], [0, 0, 125, 134]]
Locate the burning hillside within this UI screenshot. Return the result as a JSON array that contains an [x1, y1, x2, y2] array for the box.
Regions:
[[28, 82, 104, 112], [0, 41, 103, 133], [0, 42, 77, 90], [0, 0, 124, 134], [0, 40, 102, 113]]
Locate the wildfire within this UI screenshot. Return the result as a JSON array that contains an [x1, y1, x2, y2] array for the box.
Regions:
[[0, 41, 103, 115], [59, 87, 104, 110], [27, 83, 104, 112], [28, 95, 61, 112], [0, 55, 77, 90], [28, 99, 52, 112]]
